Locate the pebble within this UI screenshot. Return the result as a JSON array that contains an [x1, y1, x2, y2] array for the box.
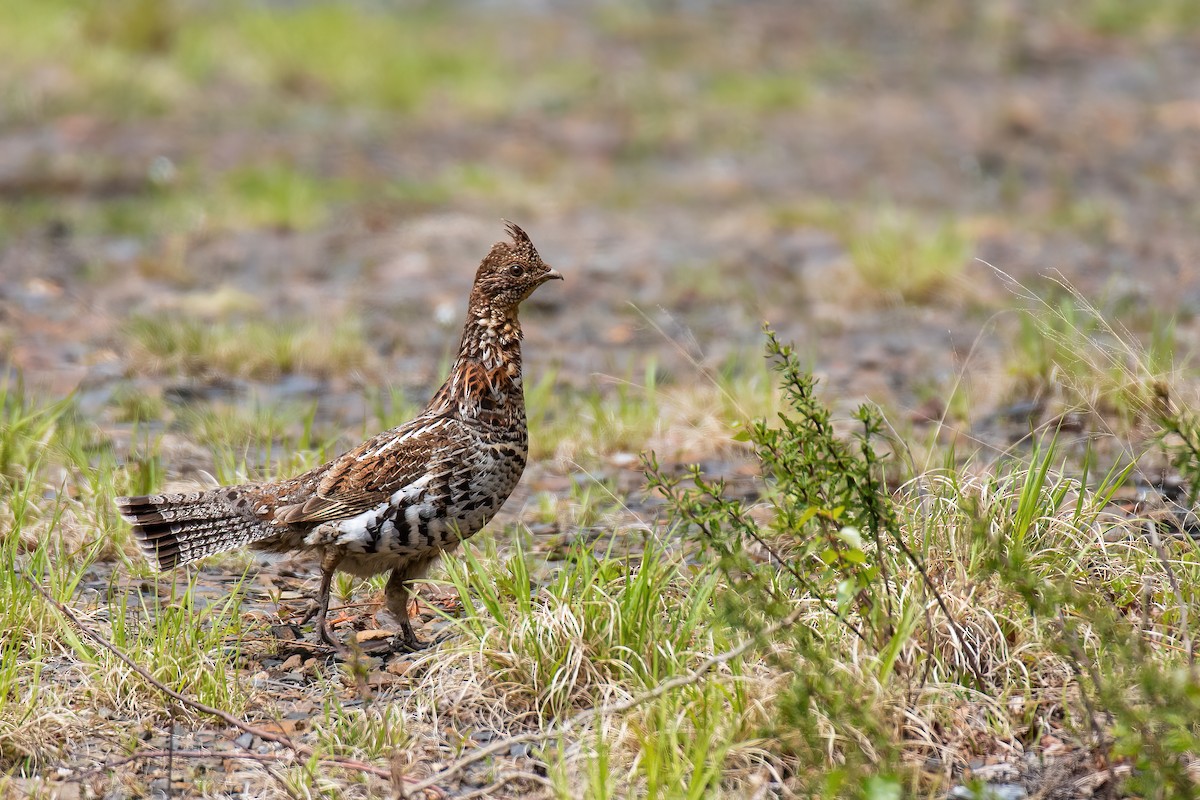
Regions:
[[367, 670, 399, 688], [234, 732, 255, 749]]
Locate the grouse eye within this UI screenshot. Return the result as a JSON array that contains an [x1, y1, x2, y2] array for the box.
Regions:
[[507, 263, 524, 277]]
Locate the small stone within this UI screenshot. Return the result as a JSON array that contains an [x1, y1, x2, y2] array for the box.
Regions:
[[339, 653, 384, 673], [367, 670, 398, 688], [281, 654, 304, 671], [270, 624, 301, 641], [356, 629, 393, 643], [234, 732, 254, 750]]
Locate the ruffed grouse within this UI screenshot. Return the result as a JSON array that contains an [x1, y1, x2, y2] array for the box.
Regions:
[[117, 222, 561, 651]]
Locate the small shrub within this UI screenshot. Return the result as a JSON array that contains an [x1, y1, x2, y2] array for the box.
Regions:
[[649, 329, 1200, 795]]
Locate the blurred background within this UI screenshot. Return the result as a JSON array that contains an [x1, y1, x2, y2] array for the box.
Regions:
[[3, 0, 1200, 451]]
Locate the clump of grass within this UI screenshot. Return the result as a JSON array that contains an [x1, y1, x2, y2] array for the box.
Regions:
[[0, 0, 517, 121], [0, 422, 123, 767], [178, 3, 512, 114], [411, 530, 772, 797], [211, 164, 355, 231], [844, 208, 972, 304], [1082, 0, 1200, 36], [81, 0, 177, 55], [314, 697, 410, 763], [110, 385, 164, 423], [123, 315, 377, 380], [526, 359, 778, 464], [0, 378, 80, 484], [1003, 281, 1178, 431], [0, 379, 126, 556], [174, 401, 337, 486], [704, 70, 811, 112], [528, 369, 665, 463], [102, 572, 256, 713], [442, 534, 723, 710]]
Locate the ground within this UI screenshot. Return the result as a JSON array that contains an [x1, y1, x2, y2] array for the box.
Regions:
[[2, 1, 1200, 798]]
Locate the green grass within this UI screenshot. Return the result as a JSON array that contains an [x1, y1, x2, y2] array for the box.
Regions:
[[526, 359, 779, 464], [1081, 0, 1200, 36], [771, 203, 973, 305], [208, 164, 359, 231], [844, 209, 972, 304], [5, 297, 1200, 795], [0, 383, 128, 770], [4, 0, 1198, 794], [0, 0, 868, 236], [103, 571, 255, 713], [422, 531, 754, 797], [174, 3, 512, 115], [0, 0, 513, 121], [643, 330, 1200, 795], [1004, 290, 1178, 432], [123, 315, 376, 380]]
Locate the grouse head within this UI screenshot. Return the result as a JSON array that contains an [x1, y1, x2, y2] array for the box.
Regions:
[[471, 221, 562, 313]]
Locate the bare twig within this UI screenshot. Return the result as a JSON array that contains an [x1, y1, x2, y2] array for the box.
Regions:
[[21, 571, 398, 784], [1146, 520, 1195, 670], [457, 771, 553, 800], [1057, 607, 1117, 796], [68, 748, 307, 783], [403, 603, 806, 795]]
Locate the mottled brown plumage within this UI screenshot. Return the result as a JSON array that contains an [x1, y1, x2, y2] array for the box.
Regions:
[[116, 222, 562, 651]]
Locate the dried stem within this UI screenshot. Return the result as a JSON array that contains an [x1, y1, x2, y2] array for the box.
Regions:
[[21, 571, 401, 785], [403, 603, 806, 795]]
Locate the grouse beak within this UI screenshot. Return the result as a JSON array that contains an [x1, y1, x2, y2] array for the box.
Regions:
[[541, 269, 564, 283]]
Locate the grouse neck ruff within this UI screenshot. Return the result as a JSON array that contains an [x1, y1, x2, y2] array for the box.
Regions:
[[117, 221, 563, 652]]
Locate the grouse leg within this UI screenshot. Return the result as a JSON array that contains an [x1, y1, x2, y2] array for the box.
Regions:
[[385, 566, 428, 652], [312, 551, 345, 650]]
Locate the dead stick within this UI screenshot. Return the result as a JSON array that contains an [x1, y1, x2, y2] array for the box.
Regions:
[[403, 604, 806, 795], [21, 571, 396, 783], [457, 771, 552, 800], [70, 749, 312, 782]]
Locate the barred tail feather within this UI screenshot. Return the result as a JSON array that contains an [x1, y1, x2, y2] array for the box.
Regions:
[[116, 488, 275, 570]]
